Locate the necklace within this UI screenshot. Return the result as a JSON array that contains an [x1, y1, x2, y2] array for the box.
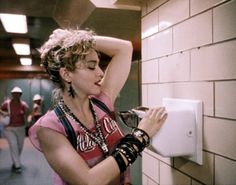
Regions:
[[58, 99, 109, 157]]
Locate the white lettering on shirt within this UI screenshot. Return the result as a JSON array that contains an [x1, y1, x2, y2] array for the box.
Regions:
[[76, 116, 118, 152]]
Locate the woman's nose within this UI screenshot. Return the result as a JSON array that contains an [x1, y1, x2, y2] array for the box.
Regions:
[[97, 66, 104, 78]]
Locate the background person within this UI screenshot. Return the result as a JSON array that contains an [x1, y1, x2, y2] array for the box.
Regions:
[[1, 86, 29, 173], [31, 94, 43, 122], [29, 28, 167, 185], [26, 94, 43, 136]]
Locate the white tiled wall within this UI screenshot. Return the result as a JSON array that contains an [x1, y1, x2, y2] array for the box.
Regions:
[[204, 117, 236, 159], [145, 28, 173, 60], [146, 0, 169, 13], [213, 0, 236, 42], [215, 81, 236, 119], [142, 151, 160, 183], [159, 0, 189, 31], [142, 60, 159, 83], [146, 82, 214, 115], [159, 51, 190, 82], [215, 155, 236, 184], [190, 0, 223, 16], [191, 40, 236, 81], [173, 11, 212, 52], [174, 152, 214, 184], [160, 162, 191, 185], [142, 8, 159, 38], [141, 0, 236, 184]]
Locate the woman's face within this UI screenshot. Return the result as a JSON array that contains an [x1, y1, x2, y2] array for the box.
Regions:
[[70, 49, 104, 96]]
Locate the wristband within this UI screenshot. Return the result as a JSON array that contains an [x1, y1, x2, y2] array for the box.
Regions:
[[131, 128, 150, 147], [112, 150, 127, 173]]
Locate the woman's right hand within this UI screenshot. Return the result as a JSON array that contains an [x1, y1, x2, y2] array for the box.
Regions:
[[137, 107, 168, 138]]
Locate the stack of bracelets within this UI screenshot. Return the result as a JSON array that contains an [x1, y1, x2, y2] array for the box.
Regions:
[[112, 127, 150, 173]]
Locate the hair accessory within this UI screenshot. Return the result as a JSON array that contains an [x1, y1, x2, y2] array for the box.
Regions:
[[68, 82, 75, 98]]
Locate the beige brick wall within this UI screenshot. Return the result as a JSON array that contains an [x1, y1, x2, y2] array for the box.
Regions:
[[141, 0, 236, 184]]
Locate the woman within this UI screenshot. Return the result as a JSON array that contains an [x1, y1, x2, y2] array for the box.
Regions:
[[29, 28, 167, 185]]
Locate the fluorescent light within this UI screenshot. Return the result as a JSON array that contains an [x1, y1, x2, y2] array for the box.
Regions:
[[20, 58, 32, 66], [0, 13, 27, 33], [13, 43, 30, 55]]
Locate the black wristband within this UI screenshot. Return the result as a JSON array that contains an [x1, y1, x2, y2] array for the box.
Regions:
[[112, 150, 127, 173], [131, 128, 150, 147], [117, 142, 138, 165], [120, 134, 144, 153]]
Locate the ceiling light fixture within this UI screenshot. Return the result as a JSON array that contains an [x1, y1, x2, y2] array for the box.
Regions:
[[0, 13, 27, 33], [20, 57, 32, 66], [12, 38, 30, 55], [12, 43, 30, 55]]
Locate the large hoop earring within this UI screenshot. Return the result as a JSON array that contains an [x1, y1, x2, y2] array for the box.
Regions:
[[68, 82, 75, 98]]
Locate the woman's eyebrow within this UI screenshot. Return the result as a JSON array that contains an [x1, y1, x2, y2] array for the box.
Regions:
[[86, 60, 99, 65], [87, 60, 97, 63]]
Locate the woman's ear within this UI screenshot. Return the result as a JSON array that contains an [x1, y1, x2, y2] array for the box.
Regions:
[[59, 67, 71, 82]]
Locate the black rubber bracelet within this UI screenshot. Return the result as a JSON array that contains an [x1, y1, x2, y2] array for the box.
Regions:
[[117, 143, 138, 165], [118, 146, 137, 165], [120, 134, 144, 153], [112, 150, 127, 173], [131, 128, 150, 147]]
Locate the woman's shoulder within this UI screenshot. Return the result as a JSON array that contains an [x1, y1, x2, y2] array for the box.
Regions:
[[29, 109, 66, 151], [32, 110, 65, 134], [92, 91, 114, 111], [38, 110, 59, 125]]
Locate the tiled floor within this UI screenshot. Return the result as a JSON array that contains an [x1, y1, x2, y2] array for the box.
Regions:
[[0, 137, 53, 185]]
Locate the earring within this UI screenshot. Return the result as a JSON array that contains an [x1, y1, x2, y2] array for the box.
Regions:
[[68, 82, 75, 98]]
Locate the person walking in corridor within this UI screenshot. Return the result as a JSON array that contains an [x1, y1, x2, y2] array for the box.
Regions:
[[26, 94, 43, 136], [29, 28, 167, 185], [31, 94, 43, 123], [1, 86, 29, 173]]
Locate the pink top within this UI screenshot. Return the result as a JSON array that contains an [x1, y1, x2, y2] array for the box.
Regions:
[[29, 92, 130, 185], [1, 100, 28, 127]]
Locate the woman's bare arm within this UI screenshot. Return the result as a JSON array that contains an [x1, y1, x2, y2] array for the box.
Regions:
[[37, 127, 121, 185], [95, 36, 133, 104], [37, 107, 167, 185]]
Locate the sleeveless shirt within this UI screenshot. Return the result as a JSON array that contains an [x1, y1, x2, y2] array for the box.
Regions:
[[29, 92, 130, 185]]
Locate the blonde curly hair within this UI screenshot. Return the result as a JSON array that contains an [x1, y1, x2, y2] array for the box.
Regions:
[[39, 28, 96, 88]]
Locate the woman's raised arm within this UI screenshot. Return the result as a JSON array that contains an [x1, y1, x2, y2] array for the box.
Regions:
[[95, 36, 133, 104]]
